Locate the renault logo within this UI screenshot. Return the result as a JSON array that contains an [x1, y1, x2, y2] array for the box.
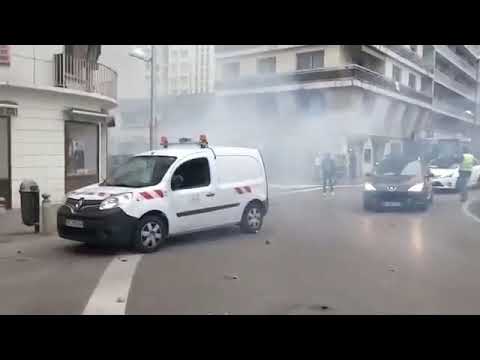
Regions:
[[386, 185, 397, 192], [74, 198, 84, 211]]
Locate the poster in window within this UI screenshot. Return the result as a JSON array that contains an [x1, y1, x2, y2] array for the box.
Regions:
[[66, 122, 98, 177]]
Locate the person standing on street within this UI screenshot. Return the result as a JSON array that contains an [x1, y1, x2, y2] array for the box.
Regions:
[[457, 146, 478, 202], [322, 153, 336, 196], [348, 148, 357, 180], [314, 152, 322, 183]]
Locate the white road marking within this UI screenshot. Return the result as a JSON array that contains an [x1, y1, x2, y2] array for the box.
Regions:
[[83, 254, 143, 315], [273, 185, 361, 196], [462, 200, 480, 224]]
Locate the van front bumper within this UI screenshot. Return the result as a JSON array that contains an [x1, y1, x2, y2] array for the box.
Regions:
[[57, 205, 138, 247]]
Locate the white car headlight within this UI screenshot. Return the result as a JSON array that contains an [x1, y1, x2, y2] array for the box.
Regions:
[[408, 183, 424, 192], [364, 182, 376, 191], [99, 192, 133, 210]]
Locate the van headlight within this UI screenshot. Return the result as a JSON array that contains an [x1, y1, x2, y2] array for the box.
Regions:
[[364, 182, 376, 191], [99, 193, 133, 210], [408, 183, 424, 192]]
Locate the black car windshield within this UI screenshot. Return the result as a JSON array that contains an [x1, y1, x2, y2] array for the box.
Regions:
[[429, 156, 459, 169], [375, 159, 421, 177], [102, 156, 176, 188]]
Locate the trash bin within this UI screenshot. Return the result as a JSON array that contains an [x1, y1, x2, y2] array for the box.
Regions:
[[19, 179, 40, 233]]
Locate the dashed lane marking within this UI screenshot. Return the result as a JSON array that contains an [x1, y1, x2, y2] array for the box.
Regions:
[[82, 254, 143, 315]]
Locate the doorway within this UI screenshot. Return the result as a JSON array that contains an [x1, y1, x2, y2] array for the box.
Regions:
[[0, 116, 11, 208]]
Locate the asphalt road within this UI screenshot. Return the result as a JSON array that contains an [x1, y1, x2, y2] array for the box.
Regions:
[[2, 187, 480, 314]]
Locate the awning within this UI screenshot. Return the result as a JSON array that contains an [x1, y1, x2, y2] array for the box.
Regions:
[[69, 108, 116, 127], [0, 101, 18, 116]]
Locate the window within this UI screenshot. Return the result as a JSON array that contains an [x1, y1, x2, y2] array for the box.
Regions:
[[410, 45, 418, 53], [401, 161, 421, 176], [222, 62, 240, 80], [408, 73, 416, 89], [172, 158, 211, 190], [257, 57, 276, 74], [392, 65, 401, 82], [105, 156, 176, 188], [296, 51, 324, 70], [65, 122, 99, 193], [216, 156, 263, 184]]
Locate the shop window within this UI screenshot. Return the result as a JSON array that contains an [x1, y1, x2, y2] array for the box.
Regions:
[[65, 121, 99, 193]]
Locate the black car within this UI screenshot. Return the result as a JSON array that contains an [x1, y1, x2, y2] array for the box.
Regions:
[[363, 158, 434, 211]]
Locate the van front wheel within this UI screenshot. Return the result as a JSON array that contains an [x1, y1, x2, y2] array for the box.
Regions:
[[133, 216, 167, 253], [241, 202, 264, 233]]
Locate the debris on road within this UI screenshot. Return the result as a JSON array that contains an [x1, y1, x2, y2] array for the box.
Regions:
[[388, 267, 396, 272], [116, 297, 126, 303], [265, 240, 271, 245], [119, 257, 128, 262], [16, 250, 22, 254], [224, 274, 239, 280]]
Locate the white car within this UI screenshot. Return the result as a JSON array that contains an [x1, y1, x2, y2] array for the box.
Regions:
[[57, 136, 269, 253], [430, 164, 480, 191]]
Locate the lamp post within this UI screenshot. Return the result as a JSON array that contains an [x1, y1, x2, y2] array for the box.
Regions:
[[129, 46, 157, 151]]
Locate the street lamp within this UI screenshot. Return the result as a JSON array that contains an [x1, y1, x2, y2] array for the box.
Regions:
[[129, 46, 157, 151]]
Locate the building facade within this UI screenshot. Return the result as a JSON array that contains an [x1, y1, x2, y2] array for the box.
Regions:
[[168, 45, 215, 95], [213, 45, 480, 182], [0, 45, 118, 209]]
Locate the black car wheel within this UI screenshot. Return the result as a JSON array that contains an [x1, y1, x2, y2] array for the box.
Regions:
[[241, 202, 264, 233], [133, 215, 167, 253]]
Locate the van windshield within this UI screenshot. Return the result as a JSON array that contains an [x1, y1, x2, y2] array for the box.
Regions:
[[102, 156, 176, 188]]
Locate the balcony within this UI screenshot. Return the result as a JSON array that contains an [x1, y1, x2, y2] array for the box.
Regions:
[[435, 45, 477, 80], [434, 69, 476, 101], [0, 53, 117, 100], [54, 54, 117, 99], [384, 45, 434, 73], [433, 99, 474, 122], [216, 65, 433, 104]]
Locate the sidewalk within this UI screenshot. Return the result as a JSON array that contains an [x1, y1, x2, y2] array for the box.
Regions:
[[0, 209, 38, 243]]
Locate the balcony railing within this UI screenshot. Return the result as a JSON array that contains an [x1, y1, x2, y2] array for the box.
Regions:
[[435, 45, 477, 80], [384, 45, 434, 73], [54, 54, 117, 99], [434, 69, 476, 101], [433, 99, 474, 121], [216, 65, 433, 104]]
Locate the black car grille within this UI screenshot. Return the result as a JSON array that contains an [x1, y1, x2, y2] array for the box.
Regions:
[[66, 198, 102, 211]]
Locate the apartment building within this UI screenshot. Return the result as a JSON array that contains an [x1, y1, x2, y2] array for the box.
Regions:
[[214, 45, 480, 181], [0, 45, 118, 208], [168, 45, 215, 95]]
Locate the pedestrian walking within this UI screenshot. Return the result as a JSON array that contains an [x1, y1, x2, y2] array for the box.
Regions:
[[314, 152, 322, 183], [457, 146, 478, 202], [322, 153, 336, 196], [348, 148, 357, 180]]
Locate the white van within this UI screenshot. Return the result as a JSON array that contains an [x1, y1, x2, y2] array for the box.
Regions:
[[57, 136, 269, 253]]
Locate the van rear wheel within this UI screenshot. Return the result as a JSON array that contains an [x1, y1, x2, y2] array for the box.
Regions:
[[241, 202, 264, 233], [133, 215, 167, 253]]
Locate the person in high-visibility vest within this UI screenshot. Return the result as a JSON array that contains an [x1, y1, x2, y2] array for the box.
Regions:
[[457, 146, 478, 202]]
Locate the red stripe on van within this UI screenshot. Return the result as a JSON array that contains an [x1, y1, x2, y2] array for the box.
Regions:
[[153, 190, 164, 198], [140, 192, 154, 200], [235, 187, 243, 194], [244, 186, 252, 193]]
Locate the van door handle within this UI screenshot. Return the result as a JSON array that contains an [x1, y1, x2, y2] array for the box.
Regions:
[[206, 192, 215, 197]]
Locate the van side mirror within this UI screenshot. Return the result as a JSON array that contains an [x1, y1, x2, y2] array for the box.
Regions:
[[172, 175, 184, 190]]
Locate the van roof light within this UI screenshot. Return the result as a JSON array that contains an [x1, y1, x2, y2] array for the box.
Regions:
[[199, 134, 208, 148], [160, 136, 168, 148]]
